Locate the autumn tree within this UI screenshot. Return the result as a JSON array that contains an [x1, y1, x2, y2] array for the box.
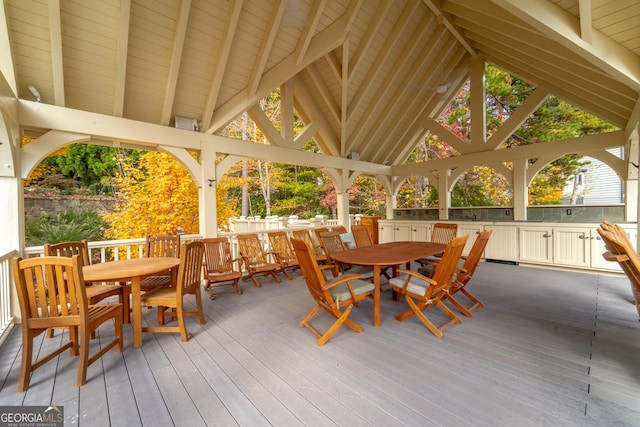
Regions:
[[103, 151, 199, 239]]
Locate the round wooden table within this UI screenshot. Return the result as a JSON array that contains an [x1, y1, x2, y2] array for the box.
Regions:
[[330, 241, 446, 327], [83, 257, 180, 348]]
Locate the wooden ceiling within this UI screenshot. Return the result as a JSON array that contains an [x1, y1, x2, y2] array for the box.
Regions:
[[5, 0, 640, 166]]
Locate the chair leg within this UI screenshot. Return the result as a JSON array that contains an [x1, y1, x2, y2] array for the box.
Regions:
[[317, 304, 353, 346], [270, 271, 281, 283], [18, 331, 34, 392], [177, 303, 188, 342], [76, 327, 91, 387], [406, 296, 443, 337], [460, 288, 484, 312], [195, 288, 205, 325], [445, 293, 473, 317]]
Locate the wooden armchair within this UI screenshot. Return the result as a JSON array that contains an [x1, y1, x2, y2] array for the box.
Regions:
[[202, 237, 243, 300], [417, 222, 458, 265], [291, 229, 327, 264], [319, 231, 373, 279], [389, 235, 468, 337], [43, 240, 125, 336], [141, 234, 181, 287], [268, 231, 300, 279], [236, 233, 283, 287], [291, 238, 374, 345], [351, 225, 374, 248], [331, 225, 348, 235], [597, 222, 640, 319], [141, 241, 206, 342], [437, 230, 492, 317], [12, 255, 123, 391]]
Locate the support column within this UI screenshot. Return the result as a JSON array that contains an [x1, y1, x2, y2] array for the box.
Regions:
[[512, 158, 528, 221], [200, 148, 218, 237], [437, 169, 450, 220], [385, 194, 394, 220]]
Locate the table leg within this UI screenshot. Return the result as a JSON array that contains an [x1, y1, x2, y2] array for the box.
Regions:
[[373, 265, 381, 327], [131, 276, 142, 348]]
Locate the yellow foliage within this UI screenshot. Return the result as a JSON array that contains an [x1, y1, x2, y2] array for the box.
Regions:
[[104, 151, 199, 239]]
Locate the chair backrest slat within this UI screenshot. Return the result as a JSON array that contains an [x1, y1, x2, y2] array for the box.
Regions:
[[44, 240, 91, 266], [430, 223, 458, 245], [351, 225, 373, 248], [203, 237, 236, 274], [146, 235, 181, 258]]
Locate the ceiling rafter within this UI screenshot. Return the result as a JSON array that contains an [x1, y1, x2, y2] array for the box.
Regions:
[[492, 0, 640, 90], [578, 0, 593, 44], [247, 0, 287, 97], [295, 0, 327, 66], [348, 0, 393, 80], [304, 65, 340, 124], [113, 0, 131, 117], [323, 51, 342, 83], [292, 74, 340, 156], [208, 12, 351, 133], [281, 80, 294, 146], [361, 35, 462, 162], [347, 14, 434, 154], [160, 0, 190, 126], [48, 0, 64, 107], [347, 1, 421, 118], [423, 0, 476, 56], [248, 104, 285, 147], [201, 0, 244, 133]]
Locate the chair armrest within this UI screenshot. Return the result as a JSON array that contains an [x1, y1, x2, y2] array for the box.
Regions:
[[393, 269, 437, 292], [602, 251, 629, 262], [319, 263, 338, 278], [324, 273, 365, 301]]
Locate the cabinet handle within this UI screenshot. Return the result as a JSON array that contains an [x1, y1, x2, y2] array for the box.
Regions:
[[476, 231, 481, 234], [578, 235, 586, 239], [595, 236, 601, 240], [542, 233, 550, 238]]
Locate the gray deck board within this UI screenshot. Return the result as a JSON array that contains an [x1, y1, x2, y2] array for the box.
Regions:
[[1, 261, 640, 426]]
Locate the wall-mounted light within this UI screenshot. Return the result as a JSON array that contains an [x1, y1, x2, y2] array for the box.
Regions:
[[28, 85, 41, 102], [208, 179, 216, 187]]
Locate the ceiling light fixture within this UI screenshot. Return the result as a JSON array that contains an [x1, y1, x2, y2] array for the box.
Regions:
[[28, 85, 41, 102]]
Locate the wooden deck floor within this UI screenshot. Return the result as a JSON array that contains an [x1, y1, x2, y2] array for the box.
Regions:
[[1, 261, 639, 426]]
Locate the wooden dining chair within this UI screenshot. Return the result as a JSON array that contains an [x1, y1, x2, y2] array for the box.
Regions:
[[140, 241, 206, 342], [313, 227, 330, 245], [291, 229, 327, 264], [417, 222, 458, 265], [43, 240, 125, 336], [120, 235, 180, 323], [291, 238, 374, 345], [351, 225, 374, 248], [202, 237, 243, 300], [12, 255, 123, 391], [598, 222, 640, 319], [319, 231, 373, 279], [389, 235, 468, 337], [350, 225, 391, 279], [439, 230, 492, 317], [268, 231, 300, 279], [236, 233, 283, 287], [331, 225, 348, 235]]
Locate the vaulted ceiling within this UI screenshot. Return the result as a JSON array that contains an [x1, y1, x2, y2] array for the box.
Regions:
[[4, 0, 640, 167]]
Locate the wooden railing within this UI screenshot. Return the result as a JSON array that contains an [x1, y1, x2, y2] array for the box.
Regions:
[[0, 249, 17, 346]]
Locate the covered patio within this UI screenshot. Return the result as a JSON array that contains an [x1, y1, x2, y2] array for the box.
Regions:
[[0, 261, 638, 426], [1, 2, 640, 425]]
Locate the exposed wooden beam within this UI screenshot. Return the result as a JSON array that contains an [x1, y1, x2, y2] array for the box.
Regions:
[[295, 0, 327, 66], [578, 0, 593, 44], [48, 0, 65, 107], [248, 0, 287, 96], [304, 65, 340, 124], [113, 0, 131, 117], [247, 104, 285, 147], [349, 0, 393, 79], [200, 0, 243, 132], [424, 0, 477, 55], [161, 0, 190, 126], [492, 0, 640, 90]]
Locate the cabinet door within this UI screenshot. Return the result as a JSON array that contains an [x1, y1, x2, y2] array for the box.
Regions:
[[553, 227, 590, 268], [457, 224, 484, 256], [411, 223, 429, 241], [378, 222, 395, 243], [519, 226, 553, 264], [484, 225, 518, 261], [394, 223, 412, 241]]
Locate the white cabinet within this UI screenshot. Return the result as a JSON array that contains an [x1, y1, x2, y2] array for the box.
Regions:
[[552, 227, 590, 268], [484, 225, 518, 262], [411, 222, 430, 242], [457, 223, 484, 256], [519, 226, 553, 264], [378, 221, 395, 243]]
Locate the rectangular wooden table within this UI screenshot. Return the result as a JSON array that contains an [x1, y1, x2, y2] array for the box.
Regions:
[[330, 241, 446, 327], [83, 257, 180, 348]]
